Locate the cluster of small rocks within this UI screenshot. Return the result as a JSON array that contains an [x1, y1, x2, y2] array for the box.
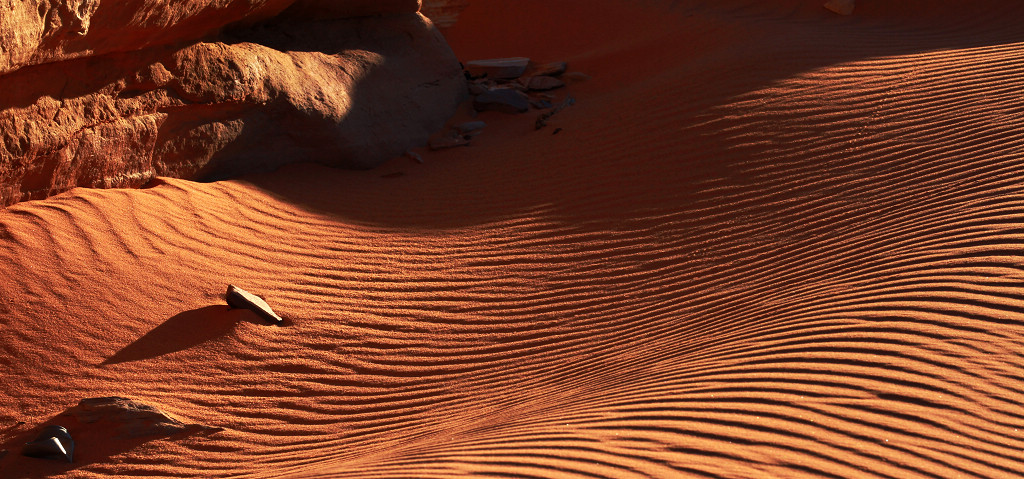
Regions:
[[465, 57, 569, 114], [429, 57, 584, 150]]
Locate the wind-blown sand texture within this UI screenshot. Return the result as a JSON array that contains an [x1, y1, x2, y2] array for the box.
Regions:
[[4, 0, 1024, 477]]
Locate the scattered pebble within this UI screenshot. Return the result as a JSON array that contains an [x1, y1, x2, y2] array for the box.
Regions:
[[535, 96, 576, 130], [404, 150, 424, 164], [225, 285, 283, 325], [429, 133, 471, 150]]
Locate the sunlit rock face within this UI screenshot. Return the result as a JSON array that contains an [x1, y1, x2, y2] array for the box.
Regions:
[[0, 0, 465, 205], [420, 0, 470, 28]]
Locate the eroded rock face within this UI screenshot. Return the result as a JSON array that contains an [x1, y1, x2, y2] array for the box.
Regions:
[[0, 0, 423, 75], [0, 1, 466, 205]]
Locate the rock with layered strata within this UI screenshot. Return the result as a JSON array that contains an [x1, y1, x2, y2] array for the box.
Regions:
[[0, 2, 466, 205]]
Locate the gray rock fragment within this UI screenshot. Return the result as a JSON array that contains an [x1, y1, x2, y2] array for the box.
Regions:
[[473, 88, 530, 114], [226, 285, 283, 325], [405, 150, 424, 163], [465, 57, 530, 79], [22, 425, 73, 463]]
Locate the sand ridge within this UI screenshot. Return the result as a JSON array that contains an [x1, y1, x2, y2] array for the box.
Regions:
[[3, 0, 1024, 477]]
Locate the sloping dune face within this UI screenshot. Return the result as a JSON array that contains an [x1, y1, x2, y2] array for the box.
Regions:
[[4, 0, 1024, 477]]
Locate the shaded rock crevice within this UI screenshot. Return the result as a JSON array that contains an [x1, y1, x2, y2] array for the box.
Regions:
[[0, 2, 467, 205]]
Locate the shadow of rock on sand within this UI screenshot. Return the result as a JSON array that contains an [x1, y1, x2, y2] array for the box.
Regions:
[[232, 0, 1024, 232], [102, 305, 269, 365]]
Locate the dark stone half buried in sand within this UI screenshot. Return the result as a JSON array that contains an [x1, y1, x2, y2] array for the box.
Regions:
[[22, 425, 74, 463], [473, 88, 530, 114], [226, 285, 284, 325], [69, 397, 214, 439]]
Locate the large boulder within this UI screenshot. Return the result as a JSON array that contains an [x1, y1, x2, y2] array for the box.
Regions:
[[0, 2, 466, 205]]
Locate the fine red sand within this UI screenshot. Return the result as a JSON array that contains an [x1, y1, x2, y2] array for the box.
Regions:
[[5, 0, 1024, 477]]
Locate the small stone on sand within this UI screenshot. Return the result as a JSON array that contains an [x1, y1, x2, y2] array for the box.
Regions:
[[22, 425, 73, 463], [226, 285, 283, 325], [429, 134, 471, 150]]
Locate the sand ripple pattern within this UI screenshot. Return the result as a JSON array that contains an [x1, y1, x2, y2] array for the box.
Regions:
[[3, 1, 1024, 478]]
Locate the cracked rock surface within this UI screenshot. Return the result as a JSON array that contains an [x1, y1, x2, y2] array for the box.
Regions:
[[0, 1, 465, 205]]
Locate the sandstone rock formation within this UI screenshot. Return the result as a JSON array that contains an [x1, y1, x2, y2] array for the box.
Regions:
[[0, 1, 466, 205]]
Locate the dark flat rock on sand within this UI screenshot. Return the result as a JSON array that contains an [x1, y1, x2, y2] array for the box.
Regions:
[[465, 57, 530, 79], [226, 285, 284, 325]]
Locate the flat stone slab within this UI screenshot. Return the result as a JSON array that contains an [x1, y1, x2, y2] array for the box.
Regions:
[[226, 285, 284, 325], [465, 57, 530, 79]]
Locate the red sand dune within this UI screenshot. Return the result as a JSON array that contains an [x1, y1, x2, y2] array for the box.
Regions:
[[4, 0, 1024, 477]]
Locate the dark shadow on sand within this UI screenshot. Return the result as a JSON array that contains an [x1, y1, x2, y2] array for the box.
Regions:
[[102, 305, 245, 365]]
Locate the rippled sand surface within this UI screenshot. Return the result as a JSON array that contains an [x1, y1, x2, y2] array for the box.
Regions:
[[4, 1, 1024, 477]]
